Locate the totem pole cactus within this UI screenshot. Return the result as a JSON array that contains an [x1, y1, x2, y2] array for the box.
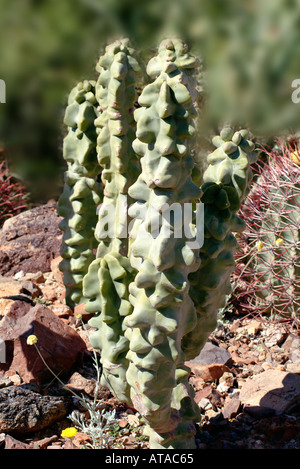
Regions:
[[58, 37, 257, 449], [83, 39, 140, 405], [124, 38, 202, 448], [57, 81, 102, 309], [185, 128, 257, 360]]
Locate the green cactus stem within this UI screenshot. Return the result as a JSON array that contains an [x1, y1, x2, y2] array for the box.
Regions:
[[93, 38, 140, 258], [124, 38, 202, 448], [58, 36, 258, 451], [57, 80, 102, 309], [184, 127, 257, 359], [82, 39, 140, 405], [84, 252, 136, 403]]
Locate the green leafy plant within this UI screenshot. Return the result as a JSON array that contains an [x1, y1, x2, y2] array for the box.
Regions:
[[58, 37, 256, 449]]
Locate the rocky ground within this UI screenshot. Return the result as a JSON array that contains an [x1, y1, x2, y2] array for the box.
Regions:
[[0, 204, 299, 450]]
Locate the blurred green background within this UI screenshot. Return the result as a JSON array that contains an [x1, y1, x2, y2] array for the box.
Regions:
[[1, 0, 300, 204]]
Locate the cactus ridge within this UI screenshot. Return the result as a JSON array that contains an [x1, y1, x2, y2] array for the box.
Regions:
[[184, 128, 257, 360], [57, 81, 102, 308], [82, 39, 140, 404], [94, 38, 140, 258], [84, 252, 137, 404], [124, 39, 202, 447]]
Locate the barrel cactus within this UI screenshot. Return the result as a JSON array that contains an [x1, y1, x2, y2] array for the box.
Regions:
[[58, 37, 257, 449], [234, 144, 300, 326]]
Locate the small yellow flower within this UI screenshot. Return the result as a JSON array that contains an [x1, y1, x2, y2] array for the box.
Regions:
[[290, 151, 300, 164], [27, 335, 38, 345], [76, 314, 82, 319], [61, 427, 78, 438], [275, 238, 284, 247], [255, 241, 264, 252]]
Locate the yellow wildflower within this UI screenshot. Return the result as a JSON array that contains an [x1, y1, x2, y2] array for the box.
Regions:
[[61, 427, 78, 438], [27, 335, 38, 345], [275, 238, 284, 247], [76, 314, 82, 319], [290, 151, 300, 164], [255, 241, 263, 252]]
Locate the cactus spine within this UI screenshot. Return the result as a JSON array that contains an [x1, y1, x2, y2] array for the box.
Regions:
[[57, 81, 102, 309], [235, 147, 300, 323]]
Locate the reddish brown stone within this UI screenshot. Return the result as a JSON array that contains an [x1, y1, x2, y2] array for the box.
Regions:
[[188, 363, 231, 382], [0, 202, 62, 277], [0, 302, 86, 384], [74, 303, 93, 321], [40, 285, 58, 302], [4, 435, 30, 449], [50, 256, 64, 285], [194, 385, 213, 404], [222, 396, 241, 419]]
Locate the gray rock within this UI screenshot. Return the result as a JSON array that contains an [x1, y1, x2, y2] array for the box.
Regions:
[[0, 376, 13, 389], [0, 385, 66, 434], [239, 370, 300, 414], [187, 341, 232, 367]]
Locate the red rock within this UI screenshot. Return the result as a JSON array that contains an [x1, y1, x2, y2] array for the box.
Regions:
[[4, 435, 30, 449], [245, 320, 262, 336], [63, 438, 79, 449], [188, 363, 230, 382], [72, 432, 92, 448], [29, 435, 59, 449], [231, 351, 257, 366], [40, 285, 58, 302], [74, 303, 93, 321], [0, 202, 62, 276], [239, 370, 300, 413], [49, 303, 72, 318], [194, 385, 213, 404], [222, 396, 241, 419], [66, 371, 96, 396], [0, 302, 86, 384], [0, 276, 39, 317], [118, 419, 128, 428], [50, 256, 64, 285], [189, 375, 206, 391]]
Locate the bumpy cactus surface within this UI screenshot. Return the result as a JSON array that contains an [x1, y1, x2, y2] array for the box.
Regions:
[[185, 128, 257, 360], [83, 39, 140, 405], [57, 81, 102, 309], [124, 38, 202, 448], [58, 37, 256, 449], [234, 146, 300, 325]]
